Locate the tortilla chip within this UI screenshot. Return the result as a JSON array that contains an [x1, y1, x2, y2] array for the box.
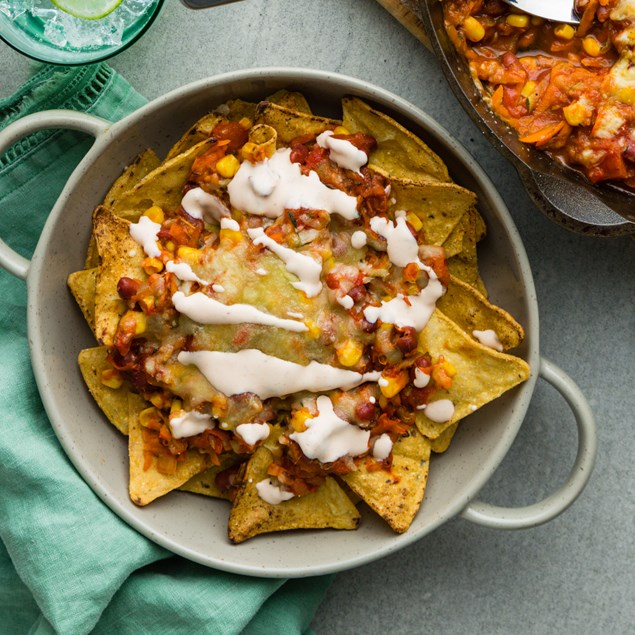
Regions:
[[341, 429, 431, 533], [93, 206, 146, 347], [429, 422, 458, 453], [342, 96, 450, 183], [446, 209, 488, 297], [438, 275, 524, 352], [77, 346, 144, 435], [388, 178, 477, 246], [415, 310, 530, 439], [255, 101, 341, 145], [110, 138, 215, 219], [68, 268, 97, 334], [266, 89, 313, 114], [228, 428, 360, 543], [178, 458, 238, 500], [128, 397, 212, 506]]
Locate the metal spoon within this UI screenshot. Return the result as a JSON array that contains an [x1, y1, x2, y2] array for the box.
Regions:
[[501, 0, 580, 24]]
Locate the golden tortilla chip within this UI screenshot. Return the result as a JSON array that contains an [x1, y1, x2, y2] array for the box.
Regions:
[[429, 422, 458, 453], [178, 458, 238, 500], [128, 396, 212, 506], [438, 275, 524, 352], [266, 89, 313, 114], [165, 113, 225, 161], [341, 429, 431, 533], [342, 96, 450, 183], [255, 101, 341, 145], [77, 346, 144, 435], [228, 428, 360, 543], [68, 268, 97, 334], [415, 310, 530, 439], [389, 178, 477, 246], [93, 206, 146, 347], [446, 209, 487, 297], [110, 138, 215, 219]]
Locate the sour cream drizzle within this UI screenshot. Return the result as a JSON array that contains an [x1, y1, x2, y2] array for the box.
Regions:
[[472, 329, 504, 352], [421, 399, 455, 423], [170, 410, 215, 438], [289, 395, 370, 463], [235, 422, 270, 446], [247, 227, 323, 297], [350, 230, 367, 249], [256, 479, 295, 505], [177, 349, 381, 399], [227, 148, 358, 220], [372, 433, 393, 460], [316, 130, 368, 174], [166, 260, 209, 285], [181, 187, 229, 223], [362, 278, 444, 331], [370, 212, 423, 269], [129, 216, 161, 258], [172, 291, 308, 332]]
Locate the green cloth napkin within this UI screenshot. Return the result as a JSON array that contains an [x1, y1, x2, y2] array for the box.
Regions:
[[0, 63, 332, 635]]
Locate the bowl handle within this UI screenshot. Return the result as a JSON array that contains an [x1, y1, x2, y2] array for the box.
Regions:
[[0, 110, 110, 280], [461, 357, 596, 529]]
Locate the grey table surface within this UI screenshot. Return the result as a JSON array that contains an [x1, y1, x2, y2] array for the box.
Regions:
[[1, 1, 634, 633]]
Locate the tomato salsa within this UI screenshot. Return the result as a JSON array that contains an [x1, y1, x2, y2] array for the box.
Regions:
[[442, 0, 635, 187]]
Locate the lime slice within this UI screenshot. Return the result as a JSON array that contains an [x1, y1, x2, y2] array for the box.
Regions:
[[50, 0, 124, 20]]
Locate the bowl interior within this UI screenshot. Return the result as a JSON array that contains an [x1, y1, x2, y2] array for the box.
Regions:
[[28, 69, 539, 577], [419, 0, 635, 235]]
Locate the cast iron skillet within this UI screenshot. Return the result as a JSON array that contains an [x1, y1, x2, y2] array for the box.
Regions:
[[419, 0, 635, 236]]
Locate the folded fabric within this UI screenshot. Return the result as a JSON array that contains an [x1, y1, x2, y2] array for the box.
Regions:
[[0, 63, 332, 635]]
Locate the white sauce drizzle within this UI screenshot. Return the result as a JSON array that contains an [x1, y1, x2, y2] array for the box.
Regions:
[[472, 329, 504, 352], [414, 367, 431, 388], [212, 284, 225, 293], [220, 217, 240, 232], [166, 260, 209, 285], [129, 216, 161, 258], [350, 230, 367, 249], [172, 291, 308, 332], [372, 433, 393, 460], [256, 479, 295, 505], [316, 130, 368, 173], [363, 278, 444, 331], [289, 395, 370, 463], [370, 213, 423, 269], [247, 227, 323, 297], [170, 410, 215, 438], [227, 148, 358, 220], [177, 349, 381, 399], [181, 187, 229, 223], [423, 399, 455, 423], [235, 422, 270, 446], [337, 295, 354, 310]]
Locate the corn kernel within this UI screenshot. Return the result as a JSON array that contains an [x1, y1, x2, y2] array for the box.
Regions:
[[170, 399, 183, 416], [563, 100, 593, 126], [100, 367, 123, 389], [143, 205, 164, 224], [442, 360, 457, 377], [304, 320, 321, 339], [378, 370, 409, 398], [554, 24, 575, 40], [238, 117, 252, 130], [139, 406, 161, 428], [143, 257, 163, 275], [216, 154, 241, 178], [165, 240, 176, 253], [333, 126, 350, 135], [176, 246, 202, 264], [290, 408, 312, 432], [132, 311, 147, 335], [463, 16, 485, 42], [219, 228, 243, 244], [582, 36, 602, 57], [241, 141, 258, 162], [506, 13, 529, 28], [336, 339, 364, 367], [406, 211, 423, 232]]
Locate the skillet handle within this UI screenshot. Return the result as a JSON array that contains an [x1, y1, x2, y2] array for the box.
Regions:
[[461, 357, 596, 529], [0, 110, 110, 280]]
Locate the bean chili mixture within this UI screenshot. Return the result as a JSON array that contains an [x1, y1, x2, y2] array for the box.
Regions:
[[442, 0, 635, 186]]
